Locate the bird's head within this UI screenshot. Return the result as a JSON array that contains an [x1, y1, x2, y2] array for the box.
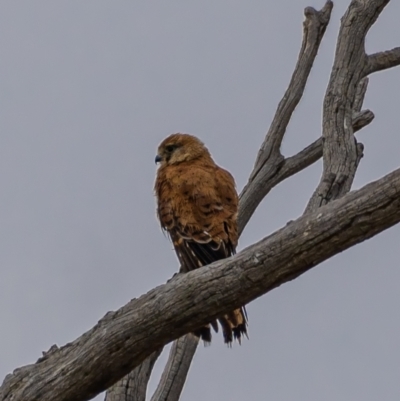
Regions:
[[155, 133, 211, 166]]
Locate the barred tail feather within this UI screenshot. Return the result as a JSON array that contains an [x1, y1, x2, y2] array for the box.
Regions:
[[221, 307, 248, 345]]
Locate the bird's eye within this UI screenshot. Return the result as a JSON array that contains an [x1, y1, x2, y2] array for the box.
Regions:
[[165, 144, 177, 152]]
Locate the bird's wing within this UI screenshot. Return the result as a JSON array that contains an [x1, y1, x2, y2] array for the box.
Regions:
[[156, 162, 237, 271]]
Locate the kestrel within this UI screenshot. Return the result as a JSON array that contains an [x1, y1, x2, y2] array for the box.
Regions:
[[154, 133, 248, 345]]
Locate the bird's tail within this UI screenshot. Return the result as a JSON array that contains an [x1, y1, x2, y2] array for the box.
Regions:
[[193, 306, 248, 345], [219, 306, 248, 345]]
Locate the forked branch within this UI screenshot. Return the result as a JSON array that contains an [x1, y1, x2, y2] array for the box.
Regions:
[[239, 1, 333, 231]]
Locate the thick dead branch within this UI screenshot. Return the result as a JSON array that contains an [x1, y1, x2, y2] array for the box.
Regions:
[[306, 0, 391, 212], [239, 1, 333, 230], [2, 166, 400, 401], [366, 47, 400, 75]]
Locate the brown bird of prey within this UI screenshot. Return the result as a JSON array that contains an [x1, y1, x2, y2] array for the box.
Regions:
[[154, 133, 248, 345]]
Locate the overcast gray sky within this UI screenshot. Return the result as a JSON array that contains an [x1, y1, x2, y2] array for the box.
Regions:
[[1, 1, 399, 400]]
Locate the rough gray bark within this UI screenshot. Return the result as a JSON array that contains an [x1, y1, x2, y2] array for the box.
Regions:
[[2, 166, 400, 401], [1, 1, 399, 401]]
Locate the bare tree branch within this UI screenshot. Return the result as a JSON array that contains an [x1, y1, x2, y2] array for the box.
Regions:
[[278, 76, 373, 193], [2, 166, 400, 401], [248, 105, 375, 202], [239, 0, 333, 231], [366, 47, 400, 75], [305, 0, 390, 212], [251, 0, 333, 173]]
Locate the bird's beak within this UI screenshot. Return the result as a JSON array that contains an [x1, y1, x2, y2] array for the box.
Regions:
[[155, 154, 162, 164]]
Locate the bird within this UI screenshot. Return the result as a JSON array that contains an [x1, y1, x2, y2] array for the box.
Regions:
[[154, 133, 248, 345]]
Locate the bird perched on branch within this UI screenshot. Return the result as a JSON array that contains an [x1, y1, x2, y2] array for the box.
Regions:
[[154, 133, 248, 345]]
